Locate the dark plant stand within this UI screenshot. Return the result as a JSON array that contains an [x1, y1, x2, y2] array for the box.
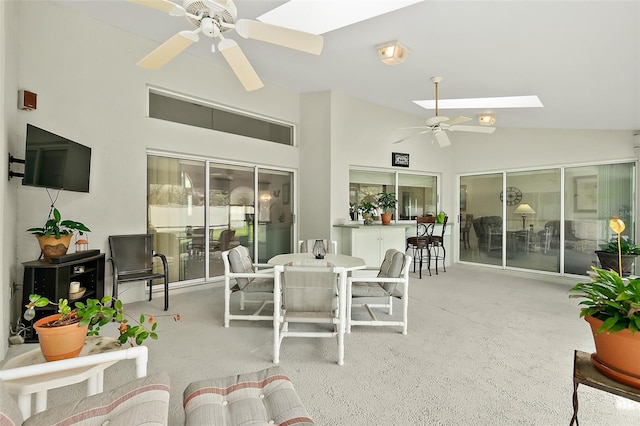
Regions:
[[594, 251, 637, 276]]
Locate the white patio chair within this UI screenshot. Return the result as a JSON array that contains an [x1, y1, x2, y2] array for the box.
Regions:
[[273, 261, 347, 366], [221, 246, 274, 328], [298, 239, 338, 255], [347, 249, 411, 334]]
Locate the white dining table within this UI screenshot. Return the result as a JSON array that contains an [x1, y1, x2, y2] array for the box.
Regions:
[[268, 253, 367, 272]]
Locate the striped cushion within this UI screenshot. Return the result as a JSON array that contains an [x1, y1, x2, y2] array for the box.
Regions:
[[23, 372, 170, 426], [0, 380, 23, 426], [183, 366, 314, 426]]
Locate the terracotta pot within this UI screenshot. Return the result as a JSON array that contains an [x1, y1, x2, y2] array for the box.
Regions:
[[594, 251, 637, 277], [34, 313, 88, 361], [586, 315, 640, 388], [381, 213, 392, 224], [36, 234, 73, 260]]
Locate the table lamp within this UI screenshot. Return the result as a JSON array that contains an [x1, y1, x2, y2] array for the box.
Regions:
[[514, 203, 536, 229]]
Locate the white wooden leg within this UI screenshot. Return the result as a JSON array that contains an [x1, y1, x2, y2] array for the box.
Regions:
[[18, 394, 32, 419], [34, 390, 47, 414]]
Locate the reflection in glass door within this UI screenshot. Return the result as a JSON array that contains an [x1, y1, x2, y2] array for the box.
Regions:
[[148, 156, 206, 283], [256, 169, 294, 263], [148, 156, 295, 283], [460, 162, 635, 276], [459, 173, 503, 266], [505, 169, 561, 272], [209, 164, 255, 277]]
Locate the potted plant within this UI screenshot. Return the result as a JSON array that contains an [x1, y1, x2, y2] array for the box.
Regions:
[[24, 294, 179, 361], [595, 231, 640, 277], [359, 201, 377, 226], [376, 192, 398, 225], [27, 208, 91, 260], [570, 216, 640, 388]]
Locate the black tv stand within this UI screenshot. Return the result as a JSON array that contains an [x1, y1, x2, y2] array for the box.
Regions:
[[49, 249, 101, 264], [22, 252, 105, 342]]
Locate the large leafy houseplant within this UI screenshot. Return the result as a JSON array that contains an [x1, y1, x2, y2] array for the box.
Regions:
[[27, 208, 91, 259], [25, 294, 179, 346], [359, 201, 377, 225], [594, 216, 639, 277], [376, 192, 398, 213], [570, 267, 640, 334], [27, 208, 90, 238], [570, 216, 640, 388]]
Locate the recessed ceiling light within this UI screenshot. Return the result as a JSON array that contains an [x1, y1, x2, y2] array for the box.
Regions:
[[413, 95, 543, 110], [257, 0, 424, 35]]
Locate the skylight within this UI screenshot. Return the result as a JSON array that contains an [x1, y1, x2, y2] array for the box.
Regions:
[[257, 0, 424, 35], [413, 95, 543, 110]]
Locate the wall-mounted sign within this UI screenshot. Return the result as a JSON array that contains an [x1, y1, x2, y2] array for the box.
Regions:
[[392, 152, 410, 167]]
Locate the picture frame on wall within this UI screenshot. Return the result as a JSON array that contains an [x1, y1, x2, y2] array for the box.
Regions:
[[574, 175, 597, 212], [392, 152, 410, 167]]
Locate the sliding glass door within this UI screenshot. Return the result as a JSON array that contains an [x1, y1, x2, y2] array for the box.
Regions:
[[148, 155, 294, 283], [460, 162, 635, 276]]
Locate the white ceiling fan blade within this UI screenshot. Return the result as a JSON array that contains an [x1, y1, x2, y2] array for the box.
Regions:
[[397, 126, 429, 130], [392, 130, 429, 144], [433, 129, 451, 147], [128, 0, 186, 16], [258, 0, 424, 35], [442, 116, 472, 125], [235, 19, 323, 55], [218, 39, 264, 91], [137, 31, 198, 70], [449, 125, 496, 133]]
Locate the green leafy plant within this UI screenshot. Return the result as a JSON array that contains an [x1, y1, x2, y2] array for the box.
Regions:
[[359, 201, 377, 215], [26, 208, 91, 238], [24, 294, 180, 346], [571, 216, 640, 334], [376, 192, 398, 213], [570, 267, 640, 334], [599, 237, 640, 255]]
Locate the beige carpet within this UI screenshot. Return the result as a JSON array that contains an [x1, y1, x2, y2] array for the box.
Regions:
[[5, 265, 640, 425]]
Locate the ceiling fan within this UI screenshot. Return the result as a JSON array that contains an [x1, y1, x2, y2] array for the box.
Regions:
[[130, 0, 324, 91], [394, 76, 496, 147]]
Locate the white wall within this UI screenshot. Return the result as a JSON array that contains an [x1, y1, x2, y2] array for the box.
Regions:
[[13, 1, 301, 307], [1, 0, 19, 359]]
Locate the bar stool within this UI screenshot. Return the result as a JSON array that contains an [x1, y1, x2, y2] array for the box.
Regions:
[[460, 214, 473, 249], [406, 216, 436, 278], [431, 216, 448, 274]]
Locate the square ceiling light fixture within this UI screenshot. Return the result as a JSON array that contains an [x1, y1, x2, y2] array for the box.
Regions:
[[376, 40, 409, 65], [478, 114, 496, 125]]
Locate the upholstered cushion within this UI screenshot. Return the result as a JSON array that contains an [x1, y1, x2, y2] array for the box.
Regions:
[[227, 245, 255, 290], [0, 380, 23, 426], [22, 372, 170, 426], [183, 366, 314, 426], [352, 249, 405, 297]]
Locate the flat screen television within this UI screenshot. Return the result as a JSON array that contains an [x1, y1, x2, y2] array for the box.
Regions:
[[23, 124, 91, 193]]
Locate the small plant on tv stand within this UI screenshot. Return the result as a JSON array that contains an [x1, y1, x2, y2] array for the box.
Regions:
[[26, 207, 91, 259]]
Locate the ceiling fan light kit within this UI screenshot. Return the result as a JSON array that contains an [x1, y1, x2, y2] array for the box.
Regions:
[[376, 40, 409, 65], [478, 114, 496, 125], [393, 76, 496, 147]]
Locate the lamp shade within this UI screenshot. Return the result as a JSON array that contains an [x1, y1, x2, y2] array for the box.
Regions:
[[514, 203, 535, 214]]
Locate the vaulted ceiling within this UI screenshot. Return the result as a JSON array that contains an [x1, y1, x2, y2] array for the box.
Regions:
[[52, 0, 639, 131]]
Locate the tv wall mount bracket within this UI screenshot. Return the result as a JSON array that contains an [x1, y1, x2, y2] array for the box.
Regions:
[[8, 153, 25, 181]]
